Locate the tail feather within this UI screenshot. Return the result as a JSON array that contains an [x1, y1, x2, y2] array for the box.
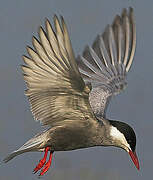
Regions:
[[3, 150, 27, 163], [3, 135, 43, 163]]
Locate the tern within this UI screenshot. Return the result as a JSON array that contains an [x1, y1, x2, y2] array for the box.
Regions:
[[3, 7, 139, 176]]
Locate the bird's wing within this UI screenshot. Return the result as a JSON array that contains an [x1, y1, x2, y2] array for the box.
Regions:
[[22, 16, 97, 127], [77, 8, 136, 116]]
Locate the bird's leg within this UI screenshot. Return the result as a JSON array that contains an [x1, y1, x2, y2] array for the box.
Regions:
[[39, 151, 53, 176], [33, 147, 50, 173]]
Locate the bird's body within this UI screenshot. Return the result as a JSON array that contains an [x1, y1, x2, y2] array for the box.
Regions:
[[3, 7, 139, 176], [46, 121, 103, 151], [5, 115, 109, 156]]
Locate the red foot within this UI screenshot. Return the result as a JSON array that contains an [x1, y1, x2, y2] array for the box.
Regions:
[[39, 152, 53, 176], [33, 147, 50, 174]]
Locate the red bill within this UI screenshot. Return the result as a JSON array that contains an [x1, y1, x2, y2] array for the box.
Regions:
[[129, 150, 140, 170]]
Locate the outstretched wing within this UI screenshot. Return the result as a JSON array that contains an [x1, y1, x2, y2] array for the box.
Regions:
[[22, 15, 96, 127], [77, 8, 136, 117]]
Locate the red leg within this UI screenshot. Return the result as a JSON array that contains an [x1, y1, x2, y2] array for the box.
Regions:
[[39, 151, 53, 176], [33, 147, 50, 174]]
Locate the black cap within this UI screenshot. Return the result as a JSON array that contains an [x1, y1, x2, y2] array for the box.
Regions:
[[109, 120, 136, 152]]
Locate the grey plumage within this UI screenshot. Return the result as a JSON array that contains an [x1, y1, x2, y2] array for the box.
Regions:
[[3, 132, 45, 162], [77, 7, 136, 117], [4, 13, 100, 162], [4, 8, 139, 171]]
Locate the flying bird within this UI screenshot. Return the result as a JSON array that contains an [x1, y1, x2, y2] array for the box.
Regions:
[[3, 7, 139, 176]]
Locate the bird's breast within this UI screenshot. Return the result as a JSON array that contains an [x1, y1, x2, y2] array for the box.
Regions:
[[46, 125, 98, 151]]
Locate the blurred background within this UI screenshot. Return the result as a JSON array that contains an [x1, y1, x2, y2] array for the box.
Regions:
[[0, 0, 153, 179]]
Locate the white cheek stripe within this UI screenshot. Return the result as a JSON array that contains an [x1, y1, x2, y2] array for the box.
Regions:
[[110, 126, 130, 149]]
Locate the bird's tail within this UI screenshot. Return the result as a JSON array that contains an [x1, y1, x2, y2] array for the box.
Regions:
[[3, 134, 44, 163]]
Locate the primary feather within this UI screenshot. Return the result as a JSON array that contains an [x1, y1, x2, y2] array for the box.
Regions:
[[77, 7, 136, 117], [22, 16, 97, 127]]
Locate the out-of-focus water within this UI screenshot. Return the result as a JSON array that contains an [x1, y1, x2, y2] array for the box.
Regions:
[[0, 0, 153, 179]]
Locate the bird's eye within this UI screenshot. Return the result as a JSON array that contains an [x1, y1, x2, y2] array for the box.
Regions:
[[128, 139, 132, 144]]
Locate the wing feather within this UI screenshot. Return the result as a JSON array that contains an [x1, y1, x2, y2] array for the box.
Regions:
[[22, 16, 96, 127], [122, 9, 130, 67], [126, 8, 136, 71], [77, 7, 136, 116]]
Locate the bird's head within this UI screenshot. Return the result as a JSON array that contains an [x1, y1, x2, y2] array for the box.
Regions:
[[108, 120, 139, 170]]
